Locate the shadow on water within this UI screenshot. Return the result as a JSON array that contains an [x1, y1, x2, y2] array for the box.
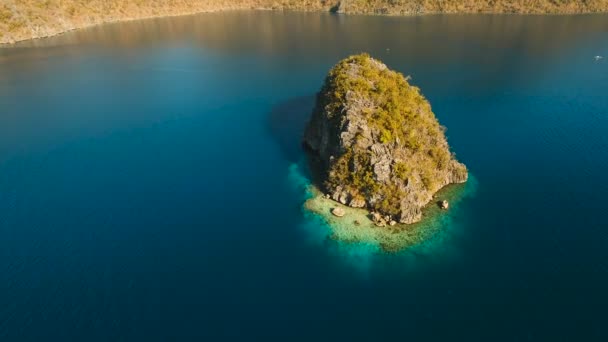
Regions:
[[267, 95, 315, 164], [267, 95, 332, 194]]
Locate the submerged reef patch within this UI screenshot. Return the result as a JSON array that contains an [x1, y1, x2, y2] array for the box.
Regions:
[[304, 180, 476, 252], [290, 162, 477, 253]]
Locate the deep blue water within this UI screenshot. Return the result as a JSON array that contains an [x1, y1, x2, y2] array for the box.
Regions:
[[1, 11, 608, 341]]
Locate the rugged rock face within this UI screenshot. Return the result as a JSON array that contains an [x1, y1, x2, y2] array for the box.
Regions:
[[304, 54, 467, 224]]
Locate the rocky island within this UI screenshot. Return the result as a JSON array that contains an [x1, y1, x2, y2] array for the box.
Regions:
[[302, 54, 469, 249]]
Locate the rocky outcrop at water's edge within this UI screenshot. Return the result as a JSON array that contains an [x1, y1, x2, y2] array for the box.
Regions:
[[303, 54, 467, 224]]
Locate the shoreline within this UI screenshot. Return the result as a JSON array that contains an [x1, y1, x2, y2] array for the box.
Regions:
[[0, 8, 231, 46], [303, 174, 477, 253], [2, 6, 608, 46]]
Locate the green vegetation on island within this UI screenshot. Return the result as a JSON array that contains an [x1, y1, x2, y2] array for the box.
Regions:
[[303, 54, 467, 225]]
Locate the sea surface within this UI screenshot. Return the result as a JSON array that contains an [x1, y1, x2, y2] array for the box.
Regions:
[[1, 11, 607, 341]]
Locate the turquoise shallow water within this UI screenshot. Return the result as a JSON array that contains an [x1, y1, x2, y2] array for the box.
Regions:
[[1, 11, 608, 341]]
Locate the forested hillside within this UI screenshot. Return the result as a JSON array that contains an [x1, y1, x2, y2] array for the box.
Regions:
[[2, 0, 607, 44]]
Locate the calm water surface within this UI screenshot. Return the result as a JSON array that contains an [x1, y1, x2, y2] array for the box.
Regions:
[[1, 11, 607, 341]]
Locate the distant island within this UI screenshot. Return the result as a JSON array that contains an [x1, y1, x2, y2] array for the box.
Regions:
[[2, 0, 608, 44]]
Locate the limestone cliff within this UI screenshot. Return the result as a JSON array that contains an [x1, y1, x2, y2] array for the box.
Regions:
[[304, 54, 467, 224]]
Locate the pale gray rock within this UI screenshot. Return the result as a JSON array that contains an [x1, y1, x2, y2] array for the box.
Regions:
[[331, 207, 346, 217]]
